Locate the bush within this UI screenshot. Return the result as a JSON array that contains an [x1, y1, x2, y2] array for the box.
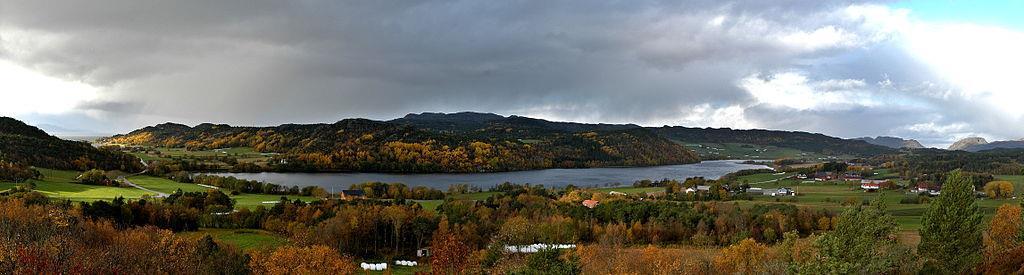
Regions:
[[0, 160, 41, 182], [78, 169, 116, 186]]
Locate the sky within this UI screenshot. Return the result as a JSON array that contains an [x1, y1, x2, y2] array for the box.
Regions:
[[1, 0, 1022, 147]]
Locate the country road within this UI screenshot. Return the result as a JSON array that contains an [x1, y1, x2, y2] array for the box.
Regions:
[[118, 176, 168, 198]]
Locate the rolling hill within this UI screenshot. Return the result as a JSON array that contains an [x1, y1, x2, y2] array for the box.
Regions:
[[104, 112, 901, 173], [102, 117, 699, 173], [0, 117, 143, 172], [652, 126, 894, 157]]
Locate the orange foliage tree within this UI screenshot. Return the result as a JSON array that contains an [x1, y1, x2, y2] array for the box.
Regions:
[[248, 245, 359, 274], [430, 231, 472, 274]]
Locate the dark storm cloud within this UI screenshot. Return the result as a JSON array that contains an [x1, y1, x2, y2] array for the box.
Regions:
[[5, 0, 1010, 146]]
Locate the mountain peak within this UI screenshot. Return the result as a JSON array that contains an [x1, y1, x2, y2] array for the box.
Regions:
[[948, 137, 988, 151], [854, 136, 924, 149]]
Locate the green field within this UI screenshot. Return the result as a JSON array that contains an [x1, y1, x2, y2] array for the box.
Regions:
[[0, 169, 319, 209], [684, 143, 840, 160], [231, 193, 319, 209], [415, 200, 444, 213], [995, 175, 1024, 195], [735, 172, 793, 184], [128, 175, 213, 193], [1, 168, 157, 201], [740, 176, 1014, 231], [449, 191, 501, 201], [178, 228, 288, 252]]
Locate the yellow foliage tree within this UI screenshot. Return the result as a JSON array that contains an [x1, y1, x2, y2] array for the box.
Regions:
[[712, 238, 771, 274], [984, 181, 1015, 199]]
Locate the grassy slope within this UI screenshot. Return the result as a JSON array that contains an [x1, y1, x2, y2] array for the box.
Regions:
[[128, 175, 212, 193], [1, 168, 156, 201]]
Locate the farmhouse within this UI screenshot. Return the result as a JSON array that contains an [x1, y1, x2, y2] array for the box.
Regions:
[[582, 200, 600, 209], [340, 189, 366, 200], [758, 187, 794, 196], [860, 183, 881, 192], [608, 191, 628, 196]]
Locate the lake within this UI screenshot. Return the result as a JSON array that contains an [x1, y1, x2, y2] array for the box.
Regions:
[[211, 160, 769, 190]]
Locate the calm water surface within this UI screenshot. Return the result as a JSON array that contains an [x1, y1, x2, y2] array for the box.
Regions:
[[212, 160, 768, 190]]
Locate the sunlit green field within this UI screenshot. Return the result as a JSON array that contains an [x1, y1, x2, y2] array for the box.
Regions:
[[1, 169, 318, 209], [231, 193, 319, 209], [0, 168, 156, 201], [128, 175, 213, 193]]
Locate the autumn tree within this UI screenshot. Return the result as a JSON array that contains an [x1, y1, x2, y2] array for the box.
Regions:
[[430, 231, 472, 274], [984, 181, 1015, 199], [78, 169, 114, 186], [712, 238, 771, 274], [979, 204, 1024, 273], [919, 170, 984, 274], [514, 248, 581, 274], [248, 245, 359, 274]]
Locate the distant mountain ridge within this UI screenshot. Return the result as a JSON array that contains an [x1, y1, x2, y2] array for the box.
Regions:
[[106, 112, 896, 174], [854, 136, 925, 149], [391, 112, 641, 133], [398, 112, 893, 157], [963, 139, 1024, 152], [0, 117, 143, 172], [103, 114, 699, 173]]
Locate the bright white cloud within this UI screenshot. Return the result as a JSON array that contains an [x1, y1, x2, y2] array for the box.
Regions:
[[902, 23, 1024, 119], [740, 72, 879, 111], [0, 60, 98, 116], [680, 104, 755, 129]]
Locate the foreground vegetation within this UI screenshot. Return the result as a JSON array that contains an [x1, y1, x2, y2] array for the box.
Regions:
[[4, 169, 1024, 273]]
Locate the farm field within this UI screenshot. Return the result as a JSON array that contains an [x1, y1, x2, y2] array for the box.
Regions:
[[415, 199, 444, 213], [231, 193, 319, 209], [995, 175, 1024, 195], [178, 228, 289, 252], [1, 169, 318, 209], [742, 176, 1013, 231]]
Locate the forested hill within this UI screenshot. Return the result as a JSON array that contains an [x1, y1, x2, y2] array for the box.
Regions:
[[103, 118, 699, 173], [652, 126, 893, 157], [395, 112, 893, 157], [390, 112, 642, 133], [0, 117, 143, 172]]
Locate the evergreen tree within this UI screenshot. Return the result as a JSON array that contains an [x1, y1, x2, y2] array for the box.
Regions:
[[919, 170, 983, 274], [798, 197, 912, 274]]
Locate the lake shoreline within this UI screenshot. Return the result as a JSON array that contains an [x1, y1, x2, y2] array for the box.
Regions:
[[208, 160, 770, 190]]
